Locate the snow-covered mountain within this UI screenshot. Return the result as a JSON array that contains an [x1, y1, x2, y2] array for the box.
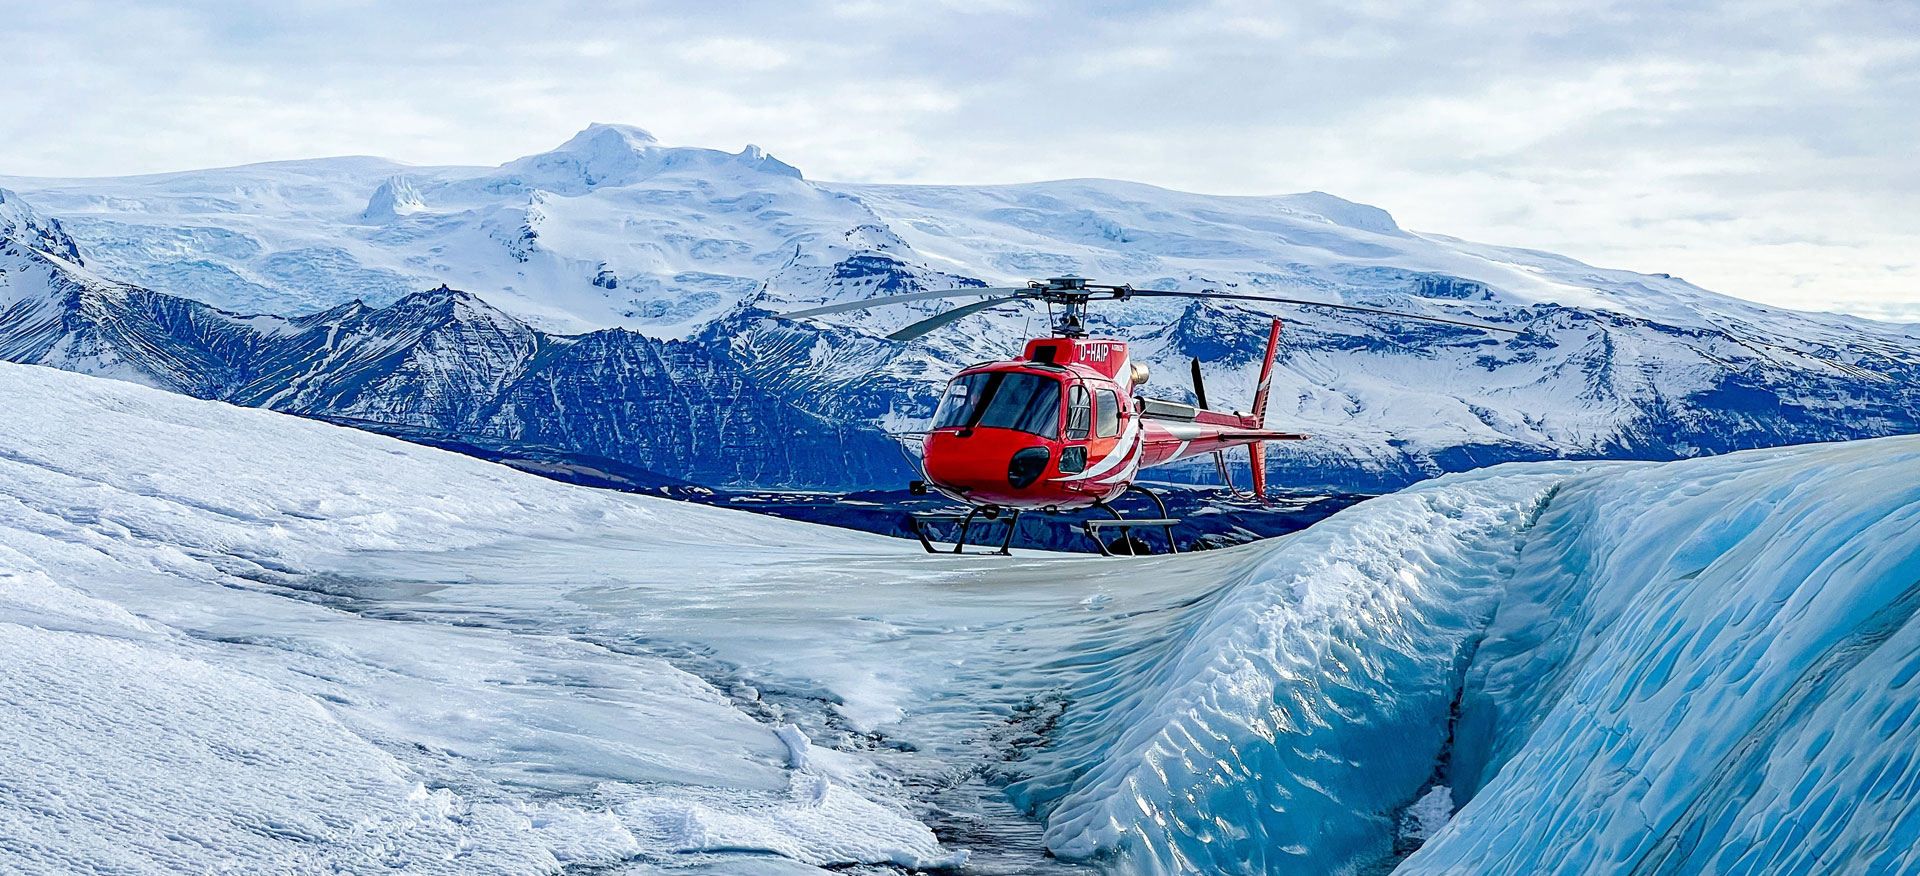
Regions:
[[0, 202, 899, 487], [4, 126, 1919, 489], [3, 359, 1917, 874]]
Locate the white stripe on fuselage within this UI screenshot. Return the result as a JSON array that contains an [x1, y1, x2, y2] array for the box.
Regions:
[[1094, 452, 1140, 487], [1151, 421, 1214, 441]]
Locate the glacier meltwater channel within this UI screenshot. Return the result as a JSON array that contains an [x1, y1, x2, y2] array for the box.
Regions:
[[1, 359, 1918, 874]]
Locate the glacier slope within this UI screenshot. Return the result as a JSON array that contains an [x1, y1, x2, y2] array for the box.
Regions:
[[0, 229, 905, 488], [2, 360, 1919, 874], [3, 128, 1889, 337], [0, 360, 975, 873]]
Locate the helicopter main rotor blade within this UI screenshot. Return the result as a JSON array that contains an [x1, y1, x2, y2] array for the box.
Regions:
[[774, 287, 1027, 320], [886, 296, 1028, 341], [1127, 289, 1526, 335]]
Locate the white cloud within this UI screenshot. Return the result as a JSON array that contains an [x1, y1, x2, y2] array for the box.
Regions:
[[0, 0, 1913, 319]]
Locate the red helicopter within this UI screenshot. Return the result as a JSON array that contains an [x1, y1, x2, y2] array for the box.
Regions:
[[780, 277, 1518, 555]]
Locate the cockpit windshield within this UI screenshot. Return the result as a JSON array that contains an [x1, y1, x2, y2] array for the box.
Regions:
[[931, 371, 1062, 439]]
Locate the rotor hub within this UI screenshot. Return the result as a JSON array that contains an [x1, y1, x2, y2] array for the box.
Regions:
[[1028, 278, 1133, 338]]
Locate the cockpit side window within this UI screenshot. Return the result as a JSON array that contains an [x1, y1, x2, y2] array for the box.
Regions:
[[1095, 388, 1121, 438], [931, 379, 975, 429], [1065, 385, 1092, 441], [932, 371, 1063, 439]]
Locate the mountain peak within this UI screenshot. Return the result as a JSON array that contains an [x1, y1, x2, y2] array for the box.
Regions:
[[497, 124, 667, 191], [1284, 191, 1404, 236], [555, 123, 661, 153], [359, 175, 427, 224], [0, 189, 85, 266], [735, 144, 802, 179], [495, 125, 805, 191]]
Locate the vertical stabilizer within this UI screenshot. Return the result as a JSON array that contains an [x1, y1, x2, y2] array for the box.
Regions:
[[1251, 318, 1281, 424], [1248, 318, 1282, 504]]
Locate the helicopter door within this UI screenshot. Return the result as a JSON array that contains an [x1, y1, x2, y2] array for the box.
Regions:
[[1061, 384, 1093, 474], [1070, 387, 1128, 485]]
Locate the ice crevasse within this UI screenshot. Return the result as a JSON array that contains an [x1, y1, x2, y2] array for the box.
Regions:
[[1020, 435, 1920, 875]]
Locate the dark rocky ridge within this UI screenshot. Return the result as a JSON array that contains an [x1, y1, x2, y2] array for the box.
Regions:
[[0, 241, 902, 487]]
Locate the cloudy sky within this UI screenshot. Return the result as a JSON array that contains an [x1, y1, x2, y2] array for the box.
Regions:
[[5, 0, 1915, 318]]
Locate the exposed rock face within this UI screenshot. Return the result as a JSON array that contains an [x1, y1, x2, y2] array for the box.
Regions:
[[0, 188, 83, 266], [10, 219, 1920, 492], [0, 231, 901, 487]]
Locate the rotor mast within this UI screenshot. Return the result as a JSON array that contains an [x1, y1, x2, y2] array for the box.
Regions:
[[1037, 276, 1121, 339]]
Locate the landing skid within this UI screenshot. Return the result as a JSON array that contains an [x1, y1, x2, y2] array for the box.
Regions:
[[907, 485, 1182, 557], [1083, 485, 1181, 556], [910, 506, 1023, 555]]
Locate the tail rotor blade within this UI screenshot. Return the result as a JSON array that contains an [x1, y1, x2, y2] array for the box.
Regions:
[[1189, 357, 1210, 410]]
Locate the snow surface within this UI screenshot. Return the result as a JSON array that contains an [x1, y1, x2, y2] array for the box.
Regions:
[[0, 360, 969, 873], [2, 359, 1918, 874]]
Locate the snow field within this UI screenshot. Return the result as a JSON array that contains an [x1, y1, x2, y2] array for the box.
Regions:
[[0, 361, 961, 873]]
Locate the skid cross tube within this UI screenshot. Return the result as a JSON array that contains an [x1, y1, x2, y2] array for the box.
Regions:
[[909, 507, 1020, 555], [1083, 485, 1181, 556]]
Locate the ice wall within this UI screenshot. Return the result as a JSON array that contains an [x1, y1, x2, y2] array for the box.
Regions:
[[1412, 436, 1920, 875], [1016, 467, 1574, 874], [1022, 436, 1920, 876]]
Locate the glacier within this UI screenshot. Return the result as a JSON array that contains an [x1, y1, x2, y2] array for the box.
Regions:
[[2, 359, 1918, 874]]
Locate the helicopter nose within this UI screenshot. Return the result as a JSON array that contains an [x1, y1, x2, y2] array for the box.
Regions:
[[923, 431, 1055, 497]]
